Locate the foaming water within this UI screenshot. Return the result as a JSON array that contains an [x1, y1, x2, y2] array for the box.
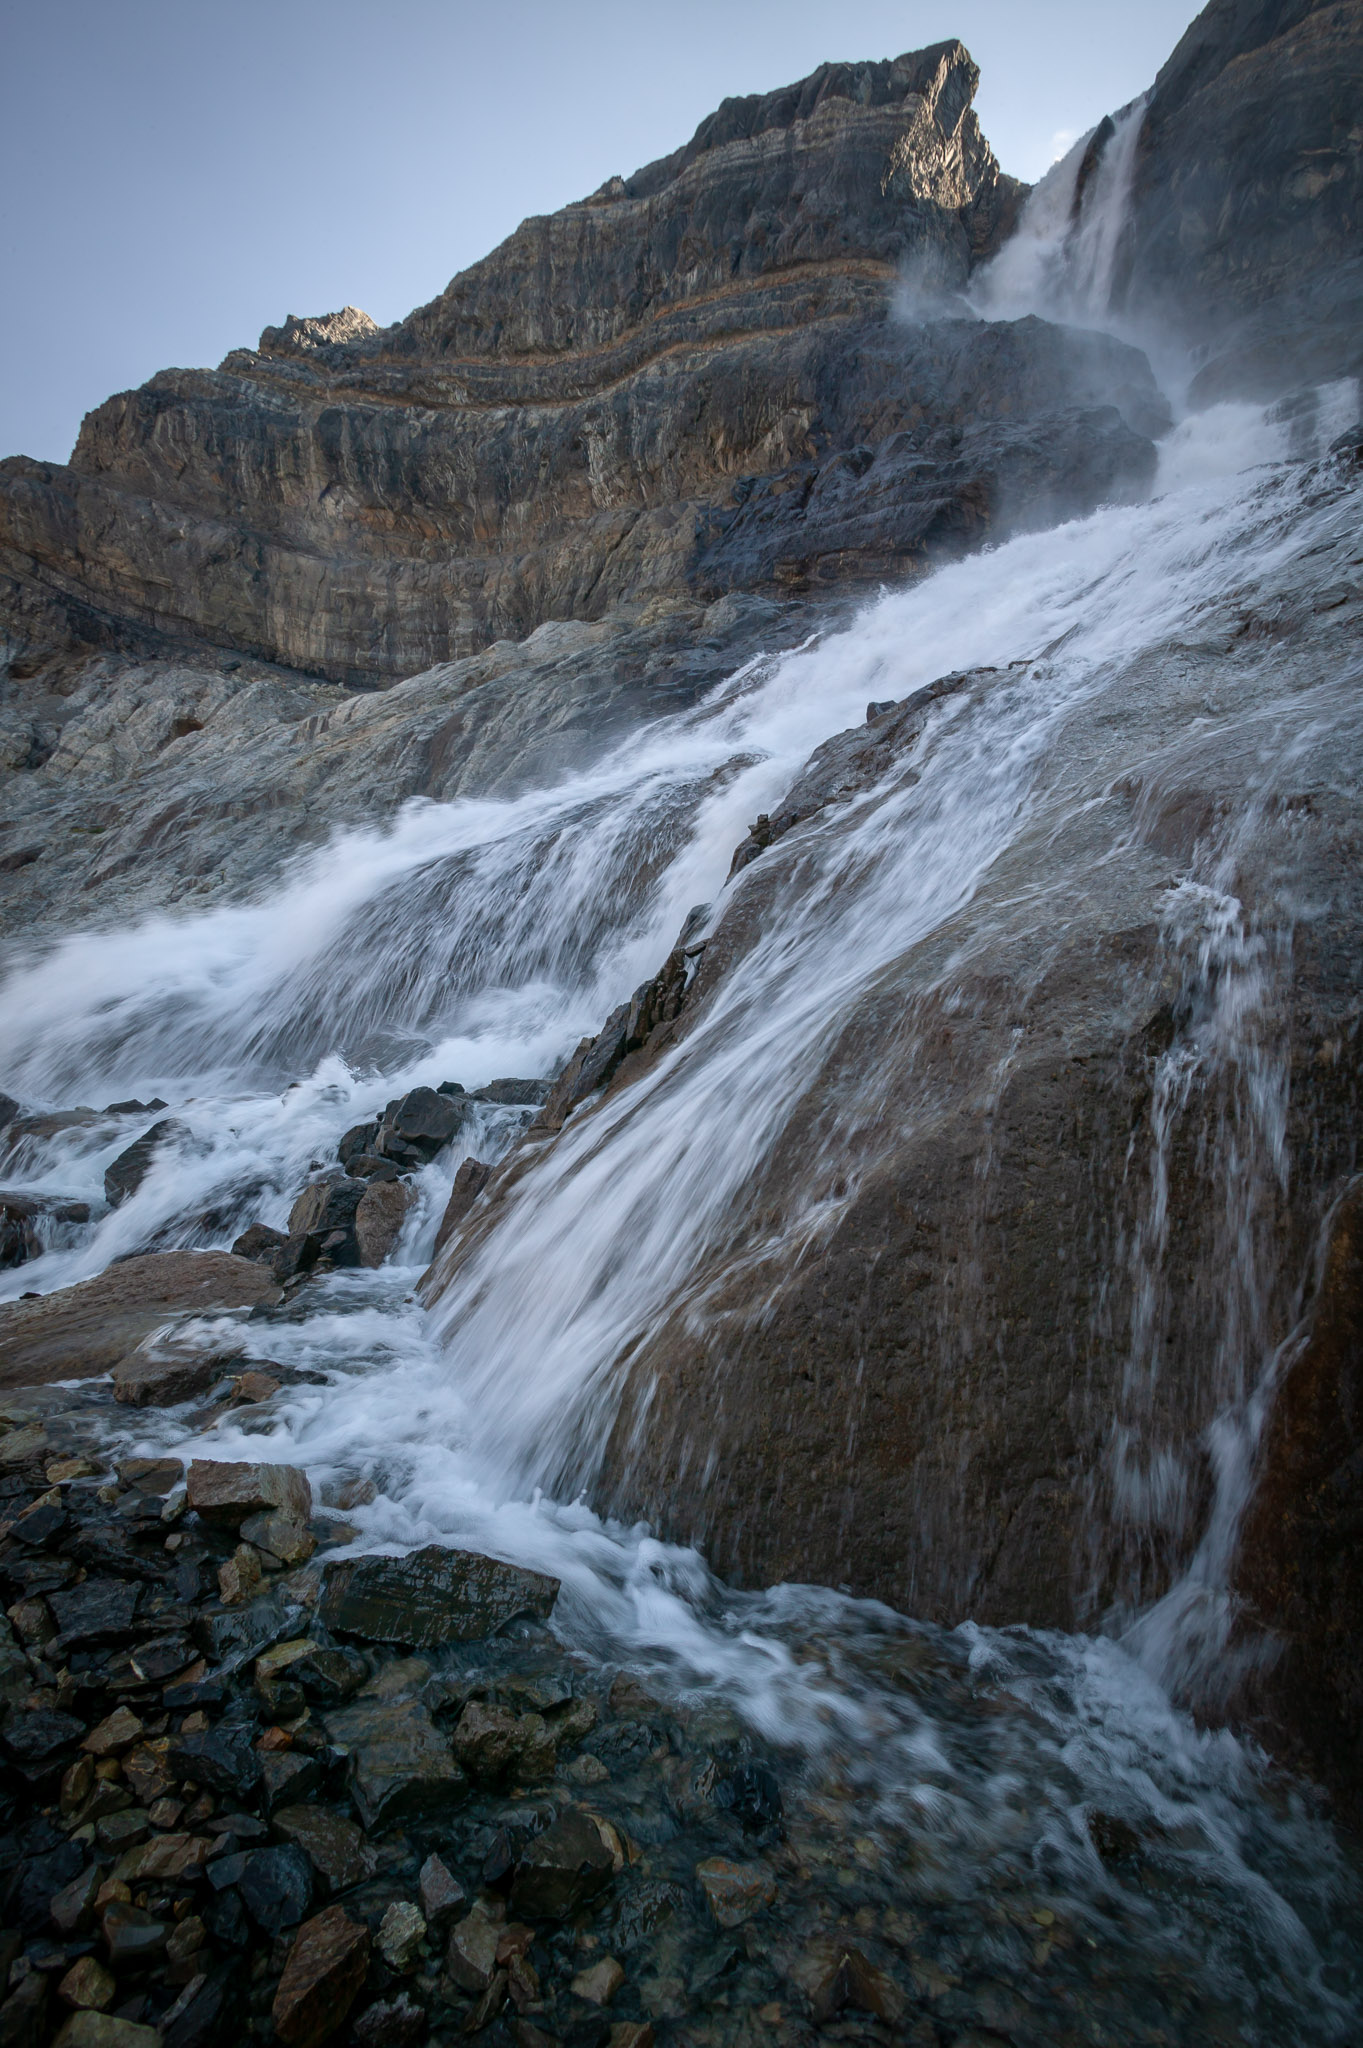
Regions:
[[2, 409, 1361, 2037]]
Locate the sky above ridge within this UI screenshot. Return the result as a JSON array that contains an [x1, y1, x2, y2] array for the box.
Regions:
[[1, 0, 1199, 465]]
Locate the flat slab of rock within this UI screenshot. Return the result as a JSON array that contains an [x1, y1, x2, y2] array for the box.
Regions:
[[187, 1459, 312, 1529], [319, 1545, 559, 1648], [0, 1251, 280, 1387], [273, 1905, 370, 2048]]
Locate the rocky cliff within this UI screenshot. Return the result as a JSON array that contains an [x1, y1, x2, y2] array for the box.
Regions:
[[0, 40, 1181, 701], [1120, 0, 1363, 396]]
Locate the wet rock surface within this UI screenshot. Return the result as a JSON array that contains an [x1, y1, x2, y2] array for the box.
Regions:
[[0, 1257, 282, 1389]]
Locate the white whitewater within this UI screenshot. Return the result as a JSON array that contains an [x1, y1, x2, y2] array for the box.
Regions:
[[2, 412, 1362, 2026]]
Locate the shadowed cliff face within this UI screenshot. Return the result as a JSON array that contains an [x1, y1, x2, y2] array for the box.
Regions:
[[0, 39, 1183, 692], [1121, 0, 1363, 397]]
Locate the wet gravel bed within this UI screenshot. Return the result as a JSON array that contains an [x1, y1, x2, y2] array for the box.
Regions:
[[0, 1391, 1351, 2048]]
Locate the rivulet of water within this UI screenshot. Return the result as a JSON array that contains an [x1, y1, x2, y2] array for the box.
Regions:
[[2, 407, 1362, 2039]]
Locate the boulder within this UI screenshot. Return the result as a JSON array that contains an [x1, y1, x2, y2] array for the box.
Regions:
[[694, 1857, 777, 1927], [272, 1906, 370, 2048], [354, 1178, 415, 1268], [112, 1345, 238, 1408], [103, 1117, 191, 1206], [271, 1806, 376, 1895], [417, 1852, 465, 1930], [231, 1221, 288, 1263], [52, 2017, 160, 2048], [319, 1545, 558, 1649], [0, 1251, 280, 1386], [451, 1701, 556, 1784], [48, 1579, 142, 1648], [186, 1459, 312, 1529], [509, 1811, 616, 1919], [287, 1176, 366, 1240], [323, 1696, 466, 1830], [373, 1087, 471, 1167]]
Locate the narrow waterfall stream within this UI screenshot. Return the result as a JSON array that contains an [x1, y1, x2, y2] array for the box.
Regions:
[[2, 394, 1362, 2040]]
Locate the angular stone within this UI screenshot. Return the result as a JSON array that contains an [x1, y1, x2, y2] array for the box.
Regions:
[[186, 1458, 312, 1528], [95, 1808, 150, 1851], [52, 2017, 161, 2048], [117, 1457, 184, 1496], [239, 1510, 315, 1565], [232, 1221, 289, 1263], [217, 1544, 262, 1606], [189, 1587, 291, 1666], [354, 1179, 415, 1268], [323, 1696, 465, 1830], [229, 1369, 282, 1405], [237, 1845, 314, 1936], [48, 1578, 141, 1646], [55, 1957, 114, 2013], [2, 1707, 86, 1763], [694, 1857, 776, 1927], [261, 1751, 323, 1809], [104, 1119, 191, 1206], [352, 1991, 426, 2048], [101, 1900, 169, 1964], [809, 1947, 905, 2025], [377, 1900, 425, 1973], [110, 1830, 210, 1884], [290, 1646, 367, 1704], [272, 1906, 370, 2048], [128, 1637, 194, 1684], [571, 1957, 625, 2006], [271, 1806, 376, 1895], [320, 1545, 558, 1649], [376, 1088, 469, 1164], [82, 1706, 143, 1757], [452, 1702, 555, 1784], [417, 1852, 465, 1931], [120, 1739, 173, 1806], [168, 1726, 261, 1801], [444, 1908, 500, 1994], [112, 1350, 230, 1408], [290, 1176, 366, 1238], [510, 1810, 616, 1919], [608, 2026, 655, 2048], [12, 1499, 68, 1546], [165, 1916, 206, 1965], [49, 1863, 100, 1936]]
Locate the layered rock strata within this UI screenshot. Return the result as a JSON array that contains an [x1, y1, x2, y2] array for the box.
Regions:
[[0, 42, 1183, 697]]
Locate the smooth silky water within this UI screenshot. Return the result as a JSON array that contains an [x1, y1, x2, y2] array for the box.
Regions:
[[3, 374, 1362, 2037]]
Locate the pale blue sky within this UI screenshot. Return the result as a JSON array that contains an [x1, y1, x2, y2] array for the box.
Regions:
[[1, 0, 1200, 463]]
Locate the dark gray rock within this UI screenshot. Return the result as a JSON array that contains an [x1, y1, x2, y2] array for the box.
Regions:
[[319, 1545, 559, 1648], [509, 1811, 616, 1919], [322, 1696, 466, 1831], [47, 1578, 141, 1647], [235, 1845, 314, 1936], [168, 1726, 261, 1802], [1, 1709, 86, 1765], [1120, 0, 1363, 399], [103, 1119, 191, 1207], [270, 1805, 376, 1896]]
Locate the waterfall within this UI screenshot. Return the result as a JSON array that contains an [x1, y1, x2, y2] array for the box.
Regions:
[[972, 97, 1148, 327], [2, 404, 1362, 2036]]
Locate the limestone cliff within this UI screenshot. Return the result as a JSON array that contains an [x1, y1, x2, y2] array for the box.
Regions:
[[0, 42, 1181, 694]]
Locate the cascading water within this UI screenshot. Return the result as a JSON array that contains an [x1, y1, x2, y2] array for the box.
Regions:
[[3, 398, 1362, 2037], [971, 98, 1148, 328]]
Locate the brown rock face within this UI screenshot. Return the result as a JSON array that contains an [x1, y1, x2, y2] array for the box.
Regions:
[[1236, 1182, 1363, 1808], [272, 1905, 370, 2048], [0, 41, 1171, 694], [0, 1250, 280, 1386]]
